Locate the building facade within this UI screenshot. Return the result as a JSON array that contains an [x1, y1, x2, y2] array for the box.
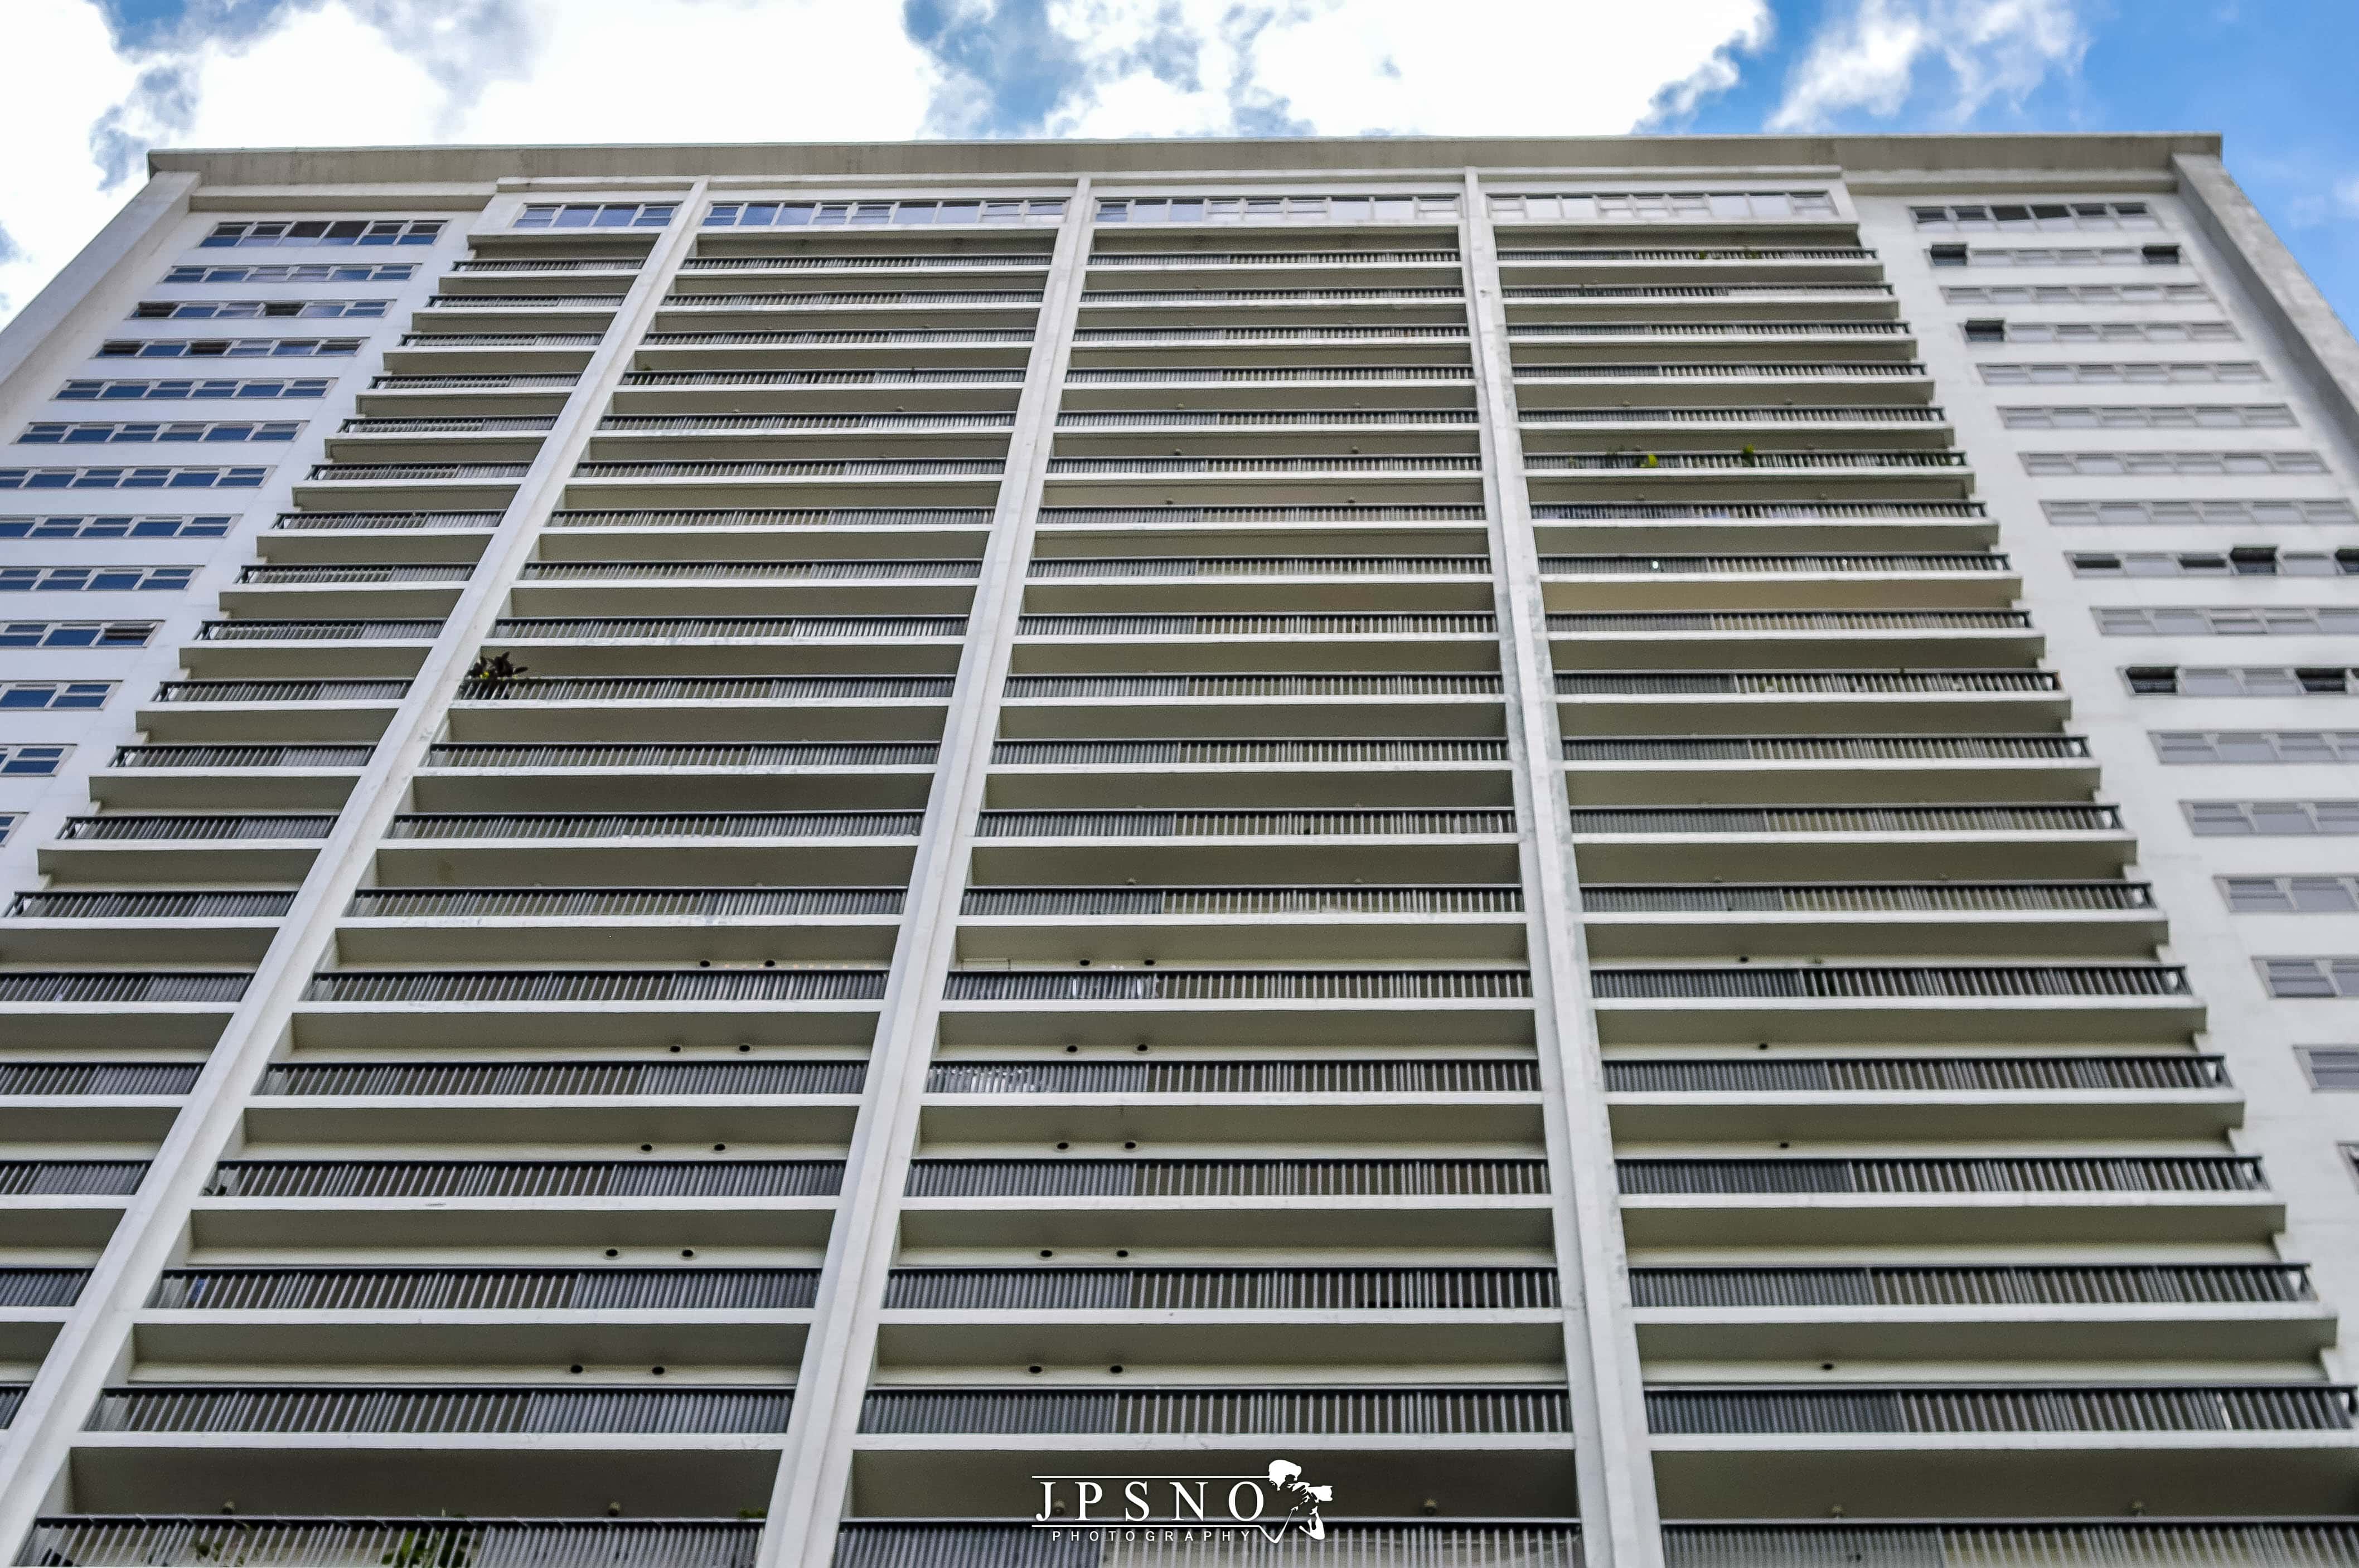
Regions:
[[0, 132, 2352, 1566]]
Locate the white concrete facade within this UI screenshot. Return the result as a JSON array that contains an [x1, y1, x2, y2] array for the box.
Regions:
[[0, 132, 2351, 1568]]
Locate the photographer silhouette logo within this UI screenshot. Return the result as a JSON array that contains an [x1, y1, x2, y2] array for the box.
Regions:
[[1032, 1458, 1334, 1542]]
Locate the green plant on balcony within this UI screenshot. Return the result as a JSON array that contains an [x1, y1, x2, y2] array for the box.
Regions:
[[381, 1523, 476, 1568]]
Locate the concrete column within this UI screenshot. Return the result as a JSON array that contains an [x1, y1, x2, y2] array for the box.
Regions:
[[759, 181, 1094, 1568], [1457, 171, 1664, 1568], [0, 180, 714, 1554]]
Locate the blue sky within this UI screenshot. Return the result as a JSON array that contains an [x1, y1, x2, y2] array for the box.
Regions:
[[2, 0, 2356, 333]]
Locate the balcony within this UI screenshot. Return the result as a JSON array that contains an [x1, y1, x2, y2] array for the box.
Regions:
[[294, 965, 890, 1046], [1078, 286, 1467, 328], [1537, 552, 2015, 612], [1547, 607, 2041, 669], [374, 809, 922, 886], [3, 889, 296, 964], [16, 1518, 763, 1568], [564, 459, 1007, 508], [833, 1522, 1580, 1566], [362, 375, 582, 416], [0, 1159, 147, 1245], [938, 967, 1535, 1046], [1554, 668, 2064, 736], [1532, 500, 1993, 554], [1617, 1155, 2280, 1246], [42, 813, 330, 881], [1512, 361, 1933, 409], [1518, 405, 1953, 456], [1507, 321, 1915, 364], [1581, 878, 2159, 958], [1563, 735, 2096, 808], [415, 294, 625, 331], [955, 884, 1528, 962], [1053, 410, 1480, 460], [1497, 245, 1881, 281], [635, 328, 1035, 372], [1655, 1524, 2359, 1568], [97, 744, 372, 811], [485, 614, 968, 676], [328, 415, 557, 460], [612, 368, 1029, 415], [1566, 803, 2132, 879], [1011, 613, 1499, 674], [506, 556, 983, 615], [187, 619, 442, 679], [1630, 1263, 2332, 1362], [1588, 962, 2199, 1045], [1060, 365, 1476, 413], [590, 412, 1018, 462], [138, 678, 408, 744], [0, 972, 245, 1050], [296, 461, 529, 509], [1020, 553, 1492, 613], [1064, 324, 1471, 368], [999, 673, 1503, 735], [1041, 455, 1484, 506], [387, 331, 604, 373], [1528, 450, 1972, 502], [337, 884, 907, 963], [967, 806, 1519, 882]]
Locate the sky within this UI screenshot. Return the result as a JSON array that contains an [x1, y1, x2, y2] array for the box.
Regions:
[[1, 0, 2355, 331]]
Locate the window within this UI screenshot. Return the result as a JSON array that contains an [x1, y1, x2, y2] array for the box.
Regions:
[[98, 338, 361, 360], [514, 202, 677, 230], [56, 377, 331, 402], [2027, 450, 2327, 477], [0, 467, 265, 492], [1970, 320, 2239, 344], [21, 421, 302, 445], [2043, 498, 2355, 526], [0, 814, 17, 841], [132, 299, 387, 321], [2098, 606, 2359, 636], [0, 514, 232, 540], [1929, 244, 1970, 267], [0, 745, 68, 777], [201, 219, 443, 248], [0, 620, 157, 647], [1101, 193, 1464, 224], [2225, 878, 2359, 914], [2144, 244, 2184, 266], [2188, 800, 2359, 836], [1491, 191, 1836, 221], [2297, 1047, 2359, 1088], [1943, 282, 2211, 305], [706, 197, 1068, 229], [1983, 361, 2267, 386], [2152, 731, 2359, 764], [2259, 958, 2359, 998], [1943, 245, 2180, 267], [0, 565, 197, 593], [162, 263, 415, 284], [0, 681, 113, 711], [2000, 405, 2296, 430], [1911, 201, 2162, 232], [2072, 549, 2359, 578], [2126, 666, 2359, 697]]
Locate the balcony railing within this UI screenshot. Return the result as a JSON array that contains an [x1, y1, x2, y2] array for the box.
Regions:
[[1027, 554, 1489, 577], [110, 744, 376, 768], [972, 808, 1515, 838], [1530, 452, 1965, 473], [905, 1158, 1547, 1198], [1656, 1522, 2359, 1568], [151, 679, 410, 702], [0, 1161, 148, 1195], [1510, 322, 1906, 339], [990, 740, 1505, 765], [0, 1268, 88, 1307], [204, 1159, 845, 1198], [1629, 1263, 2310, 1308], [1088, 249, 1462, 267], [371, 369, 584, 385], [1539, 501, 1985, 522], [149, 1265, 820, 1311], [1539, 552, 2004, 575], [927, 1059, 1539, 1095], [1045, 456, 1481, 477], [0, 1063, 202, 1096], [1518, 362, 1927, 383], [1043, 503, 1486, 525], [1015, 611, 1496, 638], [1589, 963, 2192, 1001], [1563, 736, 2087, 763], [425, 295, 625, 309], [197, 619, 443, 642], [1057, 410, 1478, 429], [1556, 670, 2057, 696], [56, 814, 333, 842], [384, 810, 923, 840], [959, 886, 1522, 917], [345, 887, 907, 919], [516, 559, 982, 581], [1002, 674, 1499, 697], [598, 413, 1017, 433], [1570, 804, 2122, 833], [882, 1266, 1558, 1311], [682, 254, 1049, 271], [267, 509, 505, 530], [456, 676, 956, 702], [1551, 609, 2029, 633], [1069, 326, 1467, 345], [233, 565, 472, 586], [1524, 406, 1945, 426], [1617, 1156, 2268, 1196], [663, 292, 1044, 308], [642, 329, 1033, 348], [943, 969, 1530, 1002], [259, 1060, 867, 1098], [85, 1384, 792, 1434], [1644, 1383, 2356, 1435], [1084, 287, 1464, 305], [0, 974, 246, 1003], [1501, 246, 1875, 262], [17, 1518, 762, 1568], [1604, 1054, 2220, 1094], [337, 416, 559, 435], [306, 463, 531, 482], [397, 333, 602, 347], [8, 890, 297, 919], [570, 460, 1005, 481], [302, 969, 890, 1003], [1064, 367, 1472, 385], [488, 615, 967, 639], [618, 370, 1028, 387], [832, 1522, 1578, 1568], [424, 742, 940, 769], [1586, 880, 2148, 918], [858, 1385, 1570, 1435]]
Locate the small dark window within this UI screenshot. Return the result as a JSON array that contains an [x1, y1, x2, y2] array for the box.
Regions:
[[2143, 244, 2182, 265], [2127, 666, 2180, 695], [2301, 1047, 2359, 1089], [2230, 547, 2280, 575], [1963, 319, 2007, 343], [2297, 668, 2351, 695], [1930, 244, 1969, 267]]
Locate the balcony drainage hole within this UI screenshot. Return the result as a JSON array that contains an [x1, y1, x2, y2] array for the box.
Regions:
[[570, 1365, 583, 1374], [763, 960, 775, 968], [1040, 1250, 1055, 1259], [699, 961, 711, 968], [737, 1043, 752, 1054], [1055, 1142, 1070, 1151], [1078, 959, 1091, 968], [1123, 1142, 1137, 1150], [652, 1367, 665, 1376], [713, 1143, 727, 1152], [1110, 1365, 1125, 1374], [604, 1249, 619, 1259], [1135, 1043, 1150, 1054], [1778, 1142, 1790, 1149], [1029, 1365, 1043, 1374], [640, 1144, 654, 1153], [669, 1045, 683, 1054], [1064, 1045, 1080, 1054], [1115, 1250, 1129, 1258], [681, 1249, 696, 1259], [1821, 1363, 1835, 1371]]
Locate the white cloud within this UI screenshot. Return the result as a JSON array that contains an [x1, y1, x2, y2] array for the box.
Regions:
[[1767, 0, 2086, 131]]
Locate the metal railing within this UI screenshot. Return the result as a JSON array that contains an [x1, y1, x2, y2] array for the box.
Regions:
[[204, 1159, 845, 1198], [1658, 1521, 2359, 1568], [0, 1269, 87, 1307], [397, 332, 603, 347], [1616, 1155, 2268, 1196], [1517, 362, 1927, 381], [265, 509, 505, 531], [1556, 669, 2056, 696], [1069, 326, 1468, 344], [1002, 673, 1498, 697], [1042, 503, 1485, 525], [384, 810, 922, 840], [619, 370, 1028, 387], [259, 1060, 866, 1098], [597, 413, 1016, 432], [882, 1266, 1557, 1311], [337, 416, 559, 434], [0, 974, 246, 1003], [990, 739, 1505, 765], [1539, 552, 2004, 575], [1629, 1262, 2310, 1308], [56, 814, 333, 841], [832, 1522, 1580, 1568], [426, 742, 936, 770], [149, 1266, 820, 1312], [306, 463, 531, 482], [198, 618, 444, 642], [110, 744, 375, 769], [302, 969, 890, 1004], [905, 1158, 1548, 1198], [1580, 881, 2150, 914], [8, 890, 297, 919], [959, 886, 1522, 917], [1644, 1383, 2356, 1435], [859, 1385, 1569, 1434], [642, 329, 1034, 347], [0, 1062, 202, 1096], [1089, 250, 1462, 266], [488, 615, 966, 639], [1551, 609, 2028, 632], [515, 558, 981, 580], [1084, 287, 1465, 304], [548, 506, 994, 529], [662, 290, 1044, 308], [926, 1059, 1539, 1095], [1505, 283, 1893, 299], [236, 564, 474, 585], [1029, 554, 1489, 577], [973, 808, 1514, 838], [1046, 455, 1480, 476], [1590, 963, 2192, 1001], [1539, 501, 1985, 521], [151, 678, 410, 702], [85, 1384, 793, 1434], [1602, 1054, 2224, 1094], [17, 1517, 762, 1568], [370, 370, 584, 386], [1570, 804, 2123, 833], [944, 969, 1530, 1002], [1015, 613, 1494, 637], [0, 1161, 148, 1195], [1064, 366, 1474, 385], [1524, 405, 1945, 426], [1564, 735, 2088, 763], [682, 254, 1049, 271], [456, 676, 955, 702], [1057, 410, 1478, 429], [570, 459, 1005, 479], [345, 887, 905, 919], [1501, 247, 1875, 262], [1530, 451, 1966, 473], [424, 295, 626, 309], [1509, 321, 1907, 339]]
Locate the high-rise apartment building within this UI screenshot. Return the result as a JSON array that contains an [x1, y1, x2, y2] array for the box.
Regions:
[[0, 130, 2352, 1566]]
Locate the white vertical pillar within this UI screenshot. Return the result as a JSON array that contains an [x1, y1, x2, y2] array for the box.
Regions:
[[1457, 171, 1664, 1568], [759, 181, 1095, 1568], [0, 179, 714, 1554]]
